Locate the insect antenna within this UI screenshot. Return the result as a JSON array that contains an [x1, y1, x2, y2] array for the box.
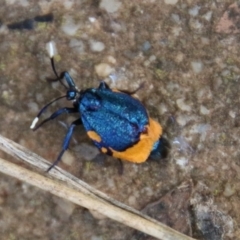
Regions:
[[30, 95, 66, 130], [46, 41, 68, 89]]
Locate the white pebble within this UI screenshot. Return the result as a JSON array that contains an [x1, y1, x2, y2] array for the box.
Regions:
[[201, 37, 210, 45], [191, 61, 203, 73], [200, 105, 210, 115], [229, 110, 236, 118], [89, 40, 105, 52], [106, 178, 115, 189], [20, 0, 29, 6], [89, 209, 106, 220], [206, 165, 214, 173], [223, 183, 236, 197], [202, 11, 212, 21], [164, 0, 178, 4], [91, 236, 103, 240], [128, 195, 137, 206], [61, 17, 80, 36], [61, 151, 75, 166], [143, 60, 150, 67], [95, 63, 114, 78], [106, 55, 117, 64], [176, 114, 190, 126], [176, 98, 191, 112], [189, 6, 201, 16], [197, 86, 212, 102], [171, 14, 180, 23], [54, 198, 75, 218], [175, 157, 188, 168], [175, 52, 184, 63], [189, 19, 203, 31], [172, 26, 182, 36], [158, 103, 168, 114], [63, 0, 74, 9], [69, 39, 85, 53], [6, 0, 29, 6], [100, 0, 122, 13], [5, 0, 16, 4], [149, 55, 156, 62], [27, 102, 39, 113], [88, 17, 96, 23]]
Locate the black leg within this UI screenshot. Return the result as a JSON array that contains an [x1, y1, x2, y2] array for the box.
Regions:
[[47, 118, 82, 172], [98, 81, 110, 90], [149, 137, 170, 161], [33, 107, 78, 131], [118, 159, 124, 175]]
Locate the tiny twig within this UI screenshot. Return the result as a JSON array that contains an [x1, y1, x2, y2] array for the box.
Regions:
[[0, 135, 195, 240]]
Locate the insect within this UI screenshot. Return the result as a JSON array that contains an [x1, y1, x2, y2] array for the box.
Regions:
[[31, 42, 168, 172]]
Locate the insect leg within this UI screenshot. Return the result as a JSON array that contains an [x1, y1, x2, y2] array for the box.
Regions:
[[118, 159, 124, 175], [47, 118, 82, 172], [32, 107, 78, 130]]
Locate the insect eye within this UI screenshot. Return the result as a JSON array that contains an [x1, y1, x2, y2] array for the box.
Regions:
[[67, 90, 77, 100]]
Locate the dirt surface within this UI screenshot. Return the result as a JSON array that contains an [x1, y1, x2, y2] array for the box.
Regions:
[[0, 1, 240, 239]]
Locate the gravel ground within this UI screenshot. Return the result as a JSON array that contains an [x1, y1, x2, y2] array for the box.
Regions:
[[0, 1, 240, 239]]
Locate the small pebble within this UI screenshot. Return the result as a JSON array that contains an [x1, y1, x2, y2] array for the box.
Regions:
[[69, 39, 85, 53], [95, 63, 114, 78], [202, 11, 212, 21], [6, 0, 29, 6], [201, 37, 210, 45], [36, 93, 44, 102], [91, 236, 103, 240], [143, 60, 150, 67], [164, 0, 178, 4], [27, 102, 39, 113], [54, 198, 75, 219], [223, 183, 236, 197], [189, 6, 201, 16], [190, 124, 211, 134], [176, 114, 189, 126], [142, 41, 151, 52], [106, 178, 116, 189], [89, 40, 105, 52], [5, 0, 16, 4], [171, 14, 180, 23], [206, 165, 215, 173], [191, 61, 203, 73], [175, 157, 188, 168], [128, 195, 137, 206], [175, 52, 184, 63], [229, 110, 236, 118], [61, 151, 75, 166], [2, 90, 9, 101], [200, 105, 210, 115], [63, 0, 74, 9], [189, 19, 203, 31], [176, 98, 191, 112], [100, 0, 122, 13], [106, 55, 117, 64], [172, 26, 182, 36], [89, 209, 107, 220], [74, 143, 99, 161], [88, 17, 96, 23], [61, 16, 80, 36], [197, 86, 212, 102], [149, 55, 156, 62]]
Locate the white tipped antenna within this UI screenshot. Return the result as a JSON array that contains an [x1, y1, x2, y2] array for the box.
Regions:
[[46, 41, 57, 58], [30, 117, 39, 129]]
